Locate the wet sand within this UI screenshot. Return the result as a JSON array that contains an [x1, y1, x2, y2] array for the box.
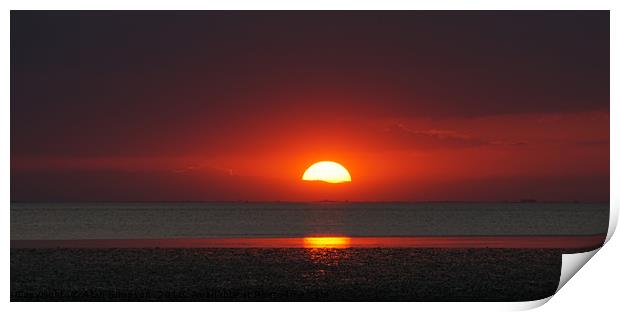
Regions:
[[11, 246, 599, 302], [11, 235, 604, 301]]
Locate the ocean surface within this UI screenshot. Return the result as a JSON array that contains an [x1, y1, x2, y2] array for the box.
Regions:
[[11, 202, 609, 240]]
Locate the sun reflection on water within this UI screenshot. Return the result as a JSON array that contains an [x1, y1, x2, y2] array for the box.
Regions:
[[303, 237, 351, 249]]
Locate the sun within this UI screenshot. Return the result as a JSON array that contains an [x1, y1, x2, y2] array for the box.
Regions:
[[302, 161, 351, 183]]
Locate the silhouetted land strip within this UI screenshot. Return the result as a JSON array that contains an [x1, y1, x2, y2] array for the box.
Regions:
[[11, 247, 595, 301]]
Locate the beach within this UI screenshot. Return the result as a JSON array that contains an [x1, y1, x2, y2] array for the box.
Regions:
[[12, 247, 581, 301]]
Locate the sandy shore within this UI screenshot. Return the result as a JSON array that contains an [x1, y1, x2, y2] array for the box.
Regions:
[[11, 247, 593, 301]]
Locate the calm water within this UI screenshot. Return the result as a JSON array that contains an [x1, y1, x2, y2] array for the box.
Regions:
[[10, 202, 609, 240]]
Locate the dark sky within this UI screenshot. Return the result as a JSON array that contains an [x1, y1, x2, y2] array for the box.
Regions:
[[11, 11, 610, 202]]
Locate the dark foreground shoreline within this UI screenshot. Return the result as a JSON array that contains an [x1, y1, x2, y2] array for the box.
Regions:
[[10, 247, 595, 302]]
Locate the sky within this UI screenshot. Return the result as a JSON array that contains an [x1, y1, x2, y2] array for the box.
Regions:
[[11, 11, 609, 202]]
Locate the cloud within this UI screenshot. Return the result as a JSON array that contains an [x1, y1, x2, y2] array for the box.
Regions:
[[382, 123, 528, 149], [172, 164, 235, 176]]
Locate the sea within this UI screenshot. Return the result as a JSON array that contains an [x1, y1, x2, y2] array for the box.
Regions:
[[10, 202, 609, 240]]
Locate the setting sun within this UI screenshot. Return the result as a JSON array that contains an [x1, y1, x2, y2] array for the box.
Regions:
[[302, 161, 352, 183]]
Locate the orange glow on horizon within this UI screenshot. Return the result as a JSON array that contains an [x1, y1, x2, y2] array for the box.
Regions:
[[302, 161, 352, 183], [303, 236, 351, 248], [9, 235, 606, 249]]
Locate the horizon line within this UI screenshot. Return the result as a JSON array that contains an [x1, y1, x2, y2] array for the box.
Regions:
[[10, 200, 610, 204]]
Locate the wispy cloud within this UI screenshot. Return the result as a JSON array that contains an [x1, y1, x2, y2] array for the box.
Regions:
[[383, 123, 528, 149], [172, 163, 235, 176]]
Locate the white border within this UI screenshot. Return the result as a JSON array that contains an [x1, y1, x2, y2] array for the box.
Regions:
[[3, 1, 618, 311]]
